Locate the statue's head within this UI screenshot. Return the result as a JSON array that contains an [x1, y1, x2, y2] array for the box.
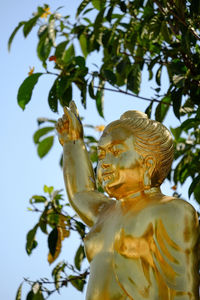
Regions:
[[97, 111, 174, 199]]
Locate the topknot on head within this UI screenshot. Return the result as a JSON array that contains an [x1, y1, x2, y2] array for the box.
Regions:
[[120, 110, 148, 120]]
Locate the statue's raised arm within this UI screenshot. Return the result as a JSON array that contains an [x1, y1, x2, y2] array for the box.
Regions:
[[56, 101, 111, 226]]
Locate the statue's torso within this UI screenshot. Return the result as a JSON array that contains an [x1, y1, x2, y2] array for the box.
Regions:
[[84, 195, 199, 300]]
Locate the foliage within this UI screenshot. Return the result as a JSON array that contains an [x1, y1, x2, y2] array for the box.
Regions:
[[18, 185, 88, 299], [10, 0, 200, 299]]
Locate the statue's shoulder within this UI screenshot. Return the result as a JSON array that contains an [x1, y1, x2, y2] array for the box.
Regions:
[[123, 196, 199, 246], [151, 196, 199, 238], [125, 196, 198, 232], [158, 195, 198, 218]]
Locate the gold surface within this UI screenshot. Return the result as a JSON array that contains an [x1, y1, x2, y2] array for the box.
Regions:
[[56, 102, 200, 300]]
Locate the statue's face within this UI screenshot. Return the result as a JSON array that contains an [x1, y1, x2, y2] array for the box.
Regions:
[[97, 126, 144, 199]]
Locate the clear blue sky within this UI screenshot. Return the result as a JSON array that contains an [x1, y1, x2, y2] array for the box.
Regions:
[[1, 1, 198, 300]]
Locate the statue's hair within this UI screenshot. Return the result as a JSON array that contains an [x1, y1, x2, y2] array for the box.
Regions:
[[102, 110, 174, 186]]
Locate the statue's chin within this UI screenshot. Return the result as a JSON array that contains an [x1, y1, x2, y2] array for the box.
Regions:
[[104, 180, 125, 199]]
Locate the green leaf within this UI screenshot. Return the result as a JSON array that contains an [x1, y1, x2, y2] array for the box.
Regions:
[[37, 24, 48, 37], [181, 118, 200, 132], [89, 80, 96, 99], [26, 224, 38, 255], [96, 88, 104, 118], [48, 80, 58, 112], [155, 96, 171, 122], [155, 65, 162, 86], [103, 69, 116, 85], [69, 276, 85, 291], [172, 75, 185, 88], [57, 76, 73, 107], [60, 85, 73, 107], [63, 44, 75, 63], [48, 227, 58, 256], [37, 35, 52, 67], [92, 0, 105, 10], [76, 0, 91, 16], [35, 292, 45, 300], [179, 165, 189, 184], [74, 56, 85, 68], [56, 76, 70, 97], [161, 21, 171, 43], [23, 16, 39, 37], [33, 127, 54, 144], [147, 56, 159, 80], [26, 291, 34, 300], [172, 89, 182, 120], [48, 19, 56, 46], [79, 34, 88, 58], [145, 101, 154, 118], [106, 6, 114, 22], [17, 73, 43, 110], [16, 283, 23, 300], [189, 175, 200, 198], [170, 126, 182, 141], [94, 8, 106, 38], [74, 245, 85, 270], [59, 154, 63, 167], [119, 1, 127, 12], [30, 195, 47, 204], [85, 135, 98, 143], [37, 136, 54, 158], [52, 262, 66, 290], [8, 21, 25, 51], [55, 41, 68, 58], [194, 184, 200, 204], [80, 84, 87, 108], [127, 66, 141, 94], [90, 146, 98, 163], [75, 221, 86, 239], [26, 288, 44, 300], [32, 283, 40, 295], [43, 185, 49, 193], [48, 186, 54, 194]]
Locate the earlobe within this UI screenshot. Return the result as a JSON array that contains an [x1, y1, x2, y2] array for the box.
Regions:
[[143, 156, 156, 189]]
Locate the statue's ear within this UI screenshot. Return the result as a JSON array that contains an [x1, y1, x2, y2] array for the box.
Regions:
[[143, 156, 156, 189], [144, 155, 156, 177]]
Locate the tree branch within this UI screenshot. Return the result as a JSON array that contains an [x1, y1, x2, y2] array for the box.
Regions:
[[92, 84, 172, 106], [24, 269, 89, 286]]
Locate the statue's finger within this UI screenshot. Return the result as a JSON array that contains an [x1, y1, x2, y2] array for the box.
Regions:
[[62, 114, 68, 122], [69, 100, 79, 116], [63, 106, 70, 116], [57, 118, 64, 127], [64, 106, 73, 121], [69, 100, 82, 124]]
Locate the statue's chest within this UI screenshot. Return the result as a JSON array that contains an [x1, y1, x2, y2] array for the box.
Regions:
[[84, 203, 122, 262]]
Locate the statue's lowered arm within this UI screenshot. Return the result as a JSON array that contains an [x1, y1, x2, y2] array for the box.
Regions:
[[56, 102, 110, 227]]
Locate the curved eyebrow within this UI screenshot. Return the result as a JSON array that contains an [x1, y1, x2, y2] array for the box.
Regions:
[[97, 141, 126, 151]]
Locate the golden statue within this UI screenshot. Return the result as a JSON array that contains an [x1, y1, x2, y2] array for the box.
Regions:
[[56, 101, 199, 300]]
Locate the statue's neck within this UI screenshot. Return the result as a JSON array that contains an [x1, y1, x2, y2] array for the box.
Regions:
[[121, 187, 162, 202]]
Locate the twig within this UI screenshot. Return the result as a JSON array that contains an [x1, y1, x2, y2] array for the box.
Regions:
[[92, 84, 172, 106], [24, 270, 89, 286]]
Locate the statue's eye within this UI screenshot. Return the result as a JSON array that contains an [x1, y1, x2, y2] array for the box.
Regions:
[[113, 150, 120, 156]]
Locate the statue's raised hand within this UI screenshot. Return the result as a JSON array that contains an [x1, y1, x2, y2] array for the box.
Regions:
[[56, 101, 83, 145]]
